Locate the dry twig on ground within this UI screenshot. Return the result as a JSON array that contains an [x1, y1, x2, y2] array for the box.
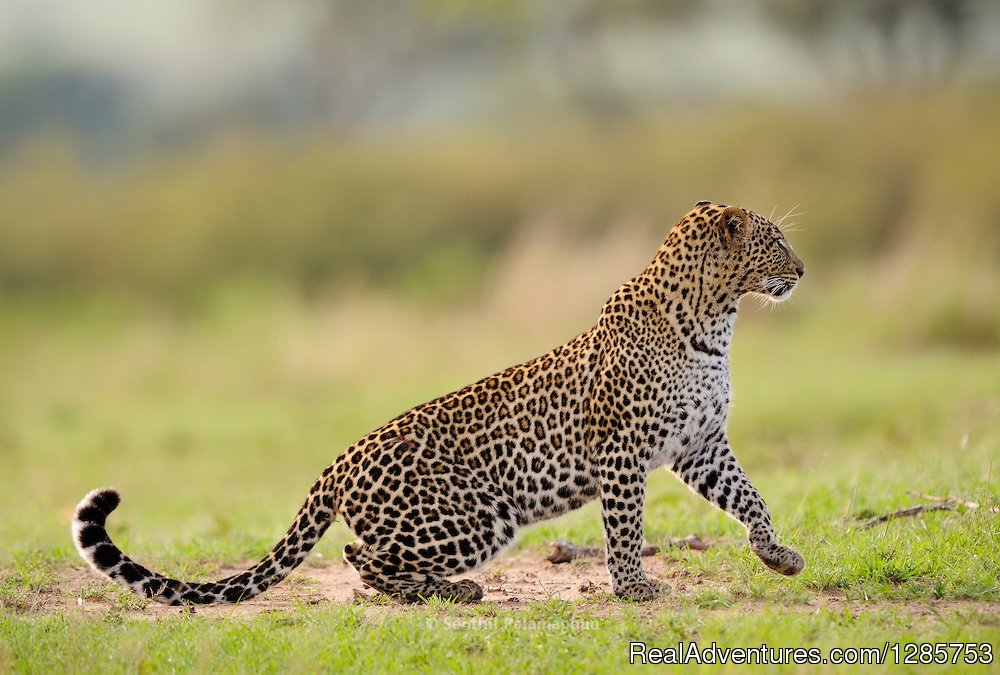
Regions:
[[546, 535, 713, 564], [858, 490, 997, 529], [859, 504, 955, 529]]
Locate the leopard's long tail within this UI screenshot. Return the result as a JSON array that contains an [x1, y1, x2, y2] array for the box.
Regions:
[[71, 477, 336, 605]]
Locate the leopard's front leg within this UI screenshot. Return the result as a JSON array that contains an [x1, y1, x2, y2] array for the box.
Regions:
[[598, 436, 664, 601], [672, 439, 804, 575]]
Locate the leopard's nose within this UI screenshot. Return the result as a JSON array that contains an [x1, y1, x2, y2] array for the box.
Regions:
[[794, 262, 805, 278]]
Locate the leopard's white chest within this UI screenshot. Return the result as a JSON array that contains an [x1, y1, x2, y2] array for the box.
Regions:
[[646, 359, 730, 471]]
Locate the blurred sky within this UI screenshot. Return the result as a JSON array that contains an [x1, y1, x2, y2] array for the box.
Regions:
[[3, 0, 1000, 162]]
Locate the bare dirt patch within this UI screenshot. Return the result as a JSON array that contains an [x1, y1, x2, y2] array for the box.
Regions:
[[7, 549, 999, 624]]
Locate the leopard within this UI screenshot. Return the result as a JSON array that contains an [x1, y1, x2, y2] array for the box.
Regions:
[[73, 200, 806, 605]]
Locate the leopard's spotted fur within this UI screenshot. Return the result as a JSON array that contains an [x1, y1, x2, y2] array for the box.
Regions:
[[73, 201, 806, 604]]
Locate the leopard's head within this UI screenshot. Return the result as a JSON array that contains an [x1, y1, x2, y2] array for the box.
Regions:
[[710, 204, 805, 302]]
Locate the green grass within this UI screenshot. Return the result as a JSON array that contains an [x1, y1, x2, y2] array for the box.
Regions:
[[1, 604, 996, 674]]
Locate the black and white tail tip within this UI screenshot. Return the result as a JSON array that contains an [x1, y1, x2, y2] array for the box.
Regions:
[[72, 487, 123, 570]]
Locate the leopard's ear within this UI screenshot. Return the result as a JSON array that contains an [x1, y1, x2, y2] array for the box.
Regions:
[[718, 206, 748, 250]]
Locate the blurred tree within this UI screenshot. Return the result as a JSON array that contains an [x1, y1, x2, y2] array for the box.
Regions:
[[762, 0, 977, 89], [0, 67, 130, 162]]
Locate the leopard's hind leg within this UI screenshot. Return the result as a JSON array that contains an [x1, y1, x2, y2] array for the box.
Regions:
[[345, 542, 485, 603], [338, 441, 522, 603]]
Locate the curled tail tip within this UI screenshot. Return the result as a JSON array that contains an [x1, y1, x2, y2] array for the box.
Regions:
[[74, 487, 121, 524], [72, 487, 122, 567], [90, 487, 121, 513]]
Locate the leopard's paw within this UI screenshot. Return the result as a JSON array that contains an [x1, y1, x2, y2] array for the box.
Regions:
[[759, 545, 805, 576], [614, 578, 668, 602]]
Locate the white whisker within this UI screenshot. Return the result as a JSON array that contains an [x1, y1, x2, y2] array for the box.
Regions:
[[775, 205, 805, 234]]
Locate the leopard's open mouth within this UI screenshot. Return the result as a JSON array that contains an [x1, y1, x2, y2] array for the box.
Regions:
[[762, 276, 795, 300]]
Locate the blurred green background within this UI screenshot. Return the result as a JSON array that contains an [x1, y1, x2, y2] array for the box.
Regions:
[[0, 0, 998, 556]]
